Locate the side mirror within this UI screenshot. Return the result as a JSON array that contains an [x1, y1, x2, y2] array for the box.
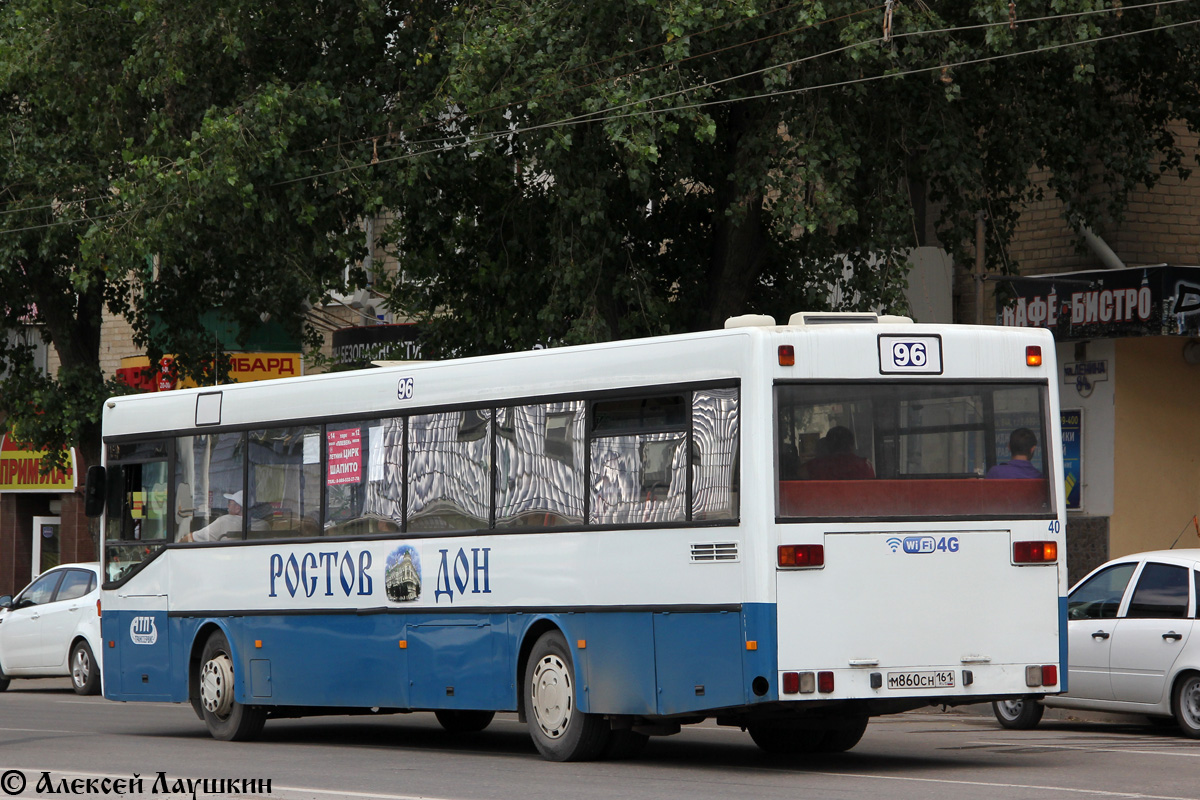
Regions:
[[0, 595, 12, 610], [84, 465, 107, 518]]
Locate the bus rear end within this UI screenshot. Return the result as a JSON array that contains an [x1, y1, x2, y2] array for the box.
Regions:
[[768, 322, 1064, 734]]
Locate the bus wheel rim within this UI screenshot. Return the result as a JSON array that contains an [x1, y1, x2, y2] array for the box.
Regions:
[[200, 655, 235, 718], [531, 654, 572, 739]]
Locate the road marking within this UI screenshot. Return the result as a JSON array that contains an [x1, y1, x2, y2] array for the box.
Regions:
[[971, 739, 1200, 758], [805, 770, 1199, 800], [0, 728, 77, 734]]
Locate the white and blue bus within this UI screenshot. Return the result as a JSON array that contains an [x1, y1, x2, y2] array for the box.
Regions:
[[88, 313, 1066, 760]]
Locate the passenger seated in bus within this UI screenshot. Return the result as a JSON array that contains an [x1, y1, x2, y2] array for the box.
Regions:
[[802, 426, 875, 480], [180, 491, 265, 542], [986, 428, 1041, 479]]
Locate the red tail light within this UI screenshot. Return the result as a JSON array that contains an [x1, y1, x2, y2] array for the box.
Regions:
[[782, 672, 800, 694], [778, 345, 795, 366], [778, 544, 824, 568], [1026, 345, 1042, 366], [817, 671, 835, 693], [1013, 541, 1057, 563], [1042, 665, 1058, 686]]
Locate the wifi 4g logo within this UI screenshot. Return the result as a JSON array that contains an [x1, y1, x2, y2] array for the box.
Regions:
[[886, 536, 960, 554]]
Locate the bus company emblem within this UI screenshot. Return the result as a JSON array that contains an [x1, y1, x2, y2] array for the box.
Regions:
[[386, 545, 422, 602], [130, 616, 158, 645]]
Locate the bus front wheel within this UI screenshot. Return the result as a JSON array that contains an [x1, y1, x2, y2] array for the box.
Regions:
[[523, 630, 608, 761], [197, 631, 266, 742]]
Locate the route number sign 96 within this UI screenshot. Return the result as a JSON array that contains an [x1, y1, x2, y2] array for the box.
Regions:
[[879, 335, 942, 374]]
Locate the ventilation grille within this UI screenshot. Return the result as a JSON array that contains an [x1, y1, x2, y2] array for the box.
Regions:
[[690, 542, 739, 562]]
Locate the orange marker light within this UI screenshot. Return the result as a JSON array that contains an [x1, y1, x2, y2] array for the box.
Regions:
[[746, 640, 758, 651], [778, 345, 795, 366], [399, 640, 408, 649], [255, 640, 262, 649], [1026, 345, 1042, 366], [577, 640, 587, 649]]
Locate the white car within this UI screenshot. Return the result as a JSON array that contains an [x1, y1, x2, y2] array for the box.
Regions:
[[993, 549, 1200, 737], [0, 563, 103, 695]]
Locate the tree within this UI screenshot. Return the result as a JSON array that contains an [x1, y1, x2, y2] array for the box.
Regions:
[[0, 0, 409, 467], [377, 0, 1200, 355]]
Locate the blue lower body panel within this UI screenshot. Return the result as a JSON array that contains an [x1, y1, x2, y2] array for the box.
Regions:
[[103, 604, 780, 717]]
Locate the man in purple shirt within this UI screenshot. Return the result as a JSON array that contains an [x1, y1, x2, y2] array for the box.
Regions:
[[986, 428, 1041, 479]]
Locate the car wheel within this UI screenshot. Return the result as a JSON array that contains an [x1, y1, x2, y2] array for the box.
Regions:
[[0, 663, 9, 692], [1172, 672, 1200, 738], [197, 630, 266, 741], [523, 630, 608, 761], [70, 641, 101, 696], [992, 698, 1044, 729]]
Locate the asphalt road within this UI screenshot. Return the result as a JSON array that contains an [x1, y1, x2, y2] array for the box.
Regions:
[[1, 680, 1198, 800]]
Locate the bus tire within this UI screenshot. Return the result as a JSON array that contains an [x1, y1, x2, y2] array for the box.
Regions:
[[816, 715, 869, 753], [70, 641, 101, 696], [992, 698, 1044, 730], [435, 710, 495, 733], [198, 631, 266, 742], [1172, 672, 1200, 738], [747, 721, 826, 755], [523, 630, 608, 761]]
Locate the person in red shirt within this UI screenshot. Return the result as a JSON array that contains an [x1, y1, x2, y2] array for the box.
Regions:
[[804, 426, 875, 480]]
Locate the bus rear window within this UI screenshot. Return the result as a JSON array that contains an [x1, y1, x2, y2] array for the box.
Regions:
[[776, 382, 1052, 519]]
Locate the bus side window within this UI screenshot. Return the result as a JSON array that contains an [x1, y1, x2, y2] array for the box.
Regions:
[[693, 388, 739, 521]]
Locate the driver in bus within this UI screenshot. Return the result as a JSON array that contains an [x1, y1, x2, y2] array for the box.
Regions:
[[180, 490, 253, 542], [986, 428, 1041, 479]]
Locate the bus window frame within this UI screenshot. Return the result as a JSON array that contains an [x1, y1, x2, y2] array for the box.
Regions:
[[99, 379, 742, 569], [773, 378, 1056, 523]]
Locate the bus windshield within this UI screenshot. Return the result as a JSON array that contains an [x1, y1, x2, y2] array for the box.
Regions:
[[776, 381, 1052, 519]]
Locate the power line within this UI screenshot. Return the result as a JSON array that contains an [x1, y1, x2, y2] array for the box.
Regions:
[[2, 0, 1185, 219], [4, 8, 1198, 233]]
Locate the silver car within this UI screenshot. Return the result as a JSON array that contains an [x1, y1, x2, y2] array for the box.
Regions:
[[0, 563, 103, 695], [993, 549, 1200, 737]]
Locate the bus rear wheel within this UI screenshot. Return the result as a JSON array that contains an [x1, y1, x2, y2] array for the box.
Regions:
[[816, 716, 869, 752], [523, 630, 608, 761], [747, 721, 826, 755], [435, 709, 495, 733], [198, 631, 266, 742]]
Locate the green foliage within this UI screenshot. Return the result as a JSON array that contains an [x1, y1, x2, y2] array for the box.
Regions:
[[3, 0, 1200, 465], [1, 0, 408, 464], [378, 0, 1200, 355]]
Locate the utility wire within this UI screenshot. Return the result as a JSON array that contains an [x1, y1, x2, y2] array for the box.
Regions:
[[3, 10, 1199, 232], [1, 0, 1188, 218]]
